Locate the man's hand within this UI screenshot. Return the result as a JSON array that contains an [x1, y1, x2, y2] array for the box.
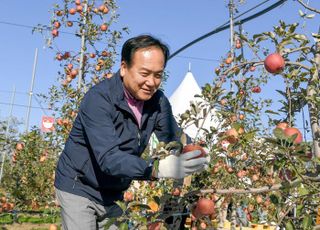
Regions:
[[155, 150, 208, 179]]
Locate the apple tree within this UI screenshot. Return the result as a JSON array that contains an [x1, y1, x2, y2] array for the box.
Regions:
[[1, 0, 127, 211], [107, 2, 320, 230]]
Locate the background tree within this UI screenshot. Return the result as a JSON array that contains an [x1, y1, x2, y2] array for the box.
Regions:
[[110, 3, 320, 230], [1, 0, 127, 211]]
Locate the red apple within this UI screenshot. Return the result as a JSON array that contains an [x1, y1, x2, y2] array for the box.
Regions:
[[51, 29, 59, 37], [69, 8, 76, 15], [123, 191, 134, 202], [171, 188, 181, 196], [100, 24, 108, 31], [15, 142, 25, 151], [76, 5, 83, 13], [147, 222, 162, 230], [192, 198, 215, 219], [283, 127, 303, 144], [53, 21, 61, 29], [182, 144, 206, 158], [67, 21, 73, 27], [264, 53, 285, 74], [225, 128, 239, 143], [251, 86, 261, 93], [279, 168, 293, 181], [70, 69, 79, 78]]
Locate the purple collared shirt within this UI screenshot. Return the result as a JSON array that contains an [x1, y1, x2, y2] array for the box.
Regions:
[[123, 86, 144, 128]]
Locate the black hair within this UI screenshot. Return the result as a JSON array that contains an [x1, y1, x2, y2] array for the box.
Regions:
[[121, 34, 170, 68]]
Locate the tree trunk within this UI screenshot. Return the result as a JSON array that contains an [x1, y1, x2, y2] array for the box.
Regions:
[[307, 31, 320, 158]]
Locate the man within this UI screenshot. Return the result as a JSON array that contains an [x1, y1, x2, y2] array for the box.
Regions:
[[54, 34, 208, 230]]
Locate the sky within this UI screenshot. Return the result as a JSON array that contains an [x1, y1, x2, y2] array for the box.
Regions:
[[0, 0, 319, 136]]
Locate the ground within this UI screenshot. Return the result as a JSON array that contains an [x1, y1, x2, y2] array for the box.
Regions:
[[0, 223, 59, 230]]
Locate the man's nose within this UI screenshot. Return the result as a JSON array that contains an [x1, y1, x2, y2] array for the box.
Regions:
[[145, 75, 157, 87]]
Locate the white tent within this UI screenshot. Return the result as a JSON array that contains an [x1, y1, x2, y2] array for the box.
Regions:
[[169, 67, 218, 140]]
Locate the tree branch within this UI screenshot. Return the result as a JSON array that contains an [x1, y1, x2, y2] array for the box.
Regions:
[[197, 175, 320, 195], [285, 61, 310, 71], [296, 0, 320, 14]]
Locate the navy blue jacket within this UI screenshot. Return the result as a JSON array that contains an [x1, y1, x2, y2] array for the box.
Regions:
[[54, 71, 182, 205]]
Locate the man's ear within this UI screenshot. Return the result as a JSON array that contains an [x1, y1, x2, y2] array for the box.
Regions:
[[120, 61, 127, 77]]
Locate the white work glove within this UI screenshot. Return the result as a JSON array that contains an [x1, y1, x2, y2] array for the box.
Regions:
[[156, 150, 208, 179]]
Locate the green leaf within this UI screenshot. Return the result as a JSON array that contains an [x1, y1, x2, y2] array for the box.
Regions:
[[294, 34, 308, 42], [269, 194, 279, 205], [296, 204, 303, 216], [264, 137, 279, 145], [299, 9, 306, 17], [153, 195, 161, 205], [243, 131, 255, 141], [265, 110, 280, 115], [104, 218, 116, 230], [128, 202, 151, 211], [311, 33, 320, 39], [285, 220, 295, 230], [115, 201, 127, 212], [256, 36, 268, 43], [298, 185, 309, 196], [302, 215, 312, 230], [119, 222, 129, 230], [240, 108, 255, 113], [288, 23, 298, 34], [273, 128, 285, 139], [263, 31, 275, 39], [305, 14, 315, 19]]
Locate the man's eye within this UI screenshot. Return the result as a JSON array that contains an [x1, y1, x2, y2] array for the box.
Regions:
[[155, 73, 163, 79]]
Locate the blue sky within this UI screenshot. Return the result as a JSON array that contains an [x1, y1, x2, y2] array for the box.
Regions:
[[0, 0, 319, 135]]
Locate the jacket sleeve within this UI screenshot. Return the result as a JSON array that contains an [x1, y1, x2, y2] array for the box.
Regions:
[[78, 89, 153, 180], [153, 93, 185, 143]]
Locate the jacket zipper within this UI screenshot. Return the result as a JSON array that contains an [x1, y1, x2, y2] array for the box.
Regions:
[[73, 175, 78, 189], [137, 130, 141, 146]]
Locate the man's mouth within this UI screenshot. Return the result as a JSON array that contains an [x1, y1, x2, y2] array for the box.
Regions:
[[142, 88, 153, 94]]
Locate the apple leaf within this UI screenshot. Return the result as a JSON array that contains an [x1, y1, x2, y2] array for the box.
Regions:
[[104, 218, 116, 229], [273, 128, 285, 139], [312, 33, 320, 38], [298, 185, 309, 196], [299, 9, 306, 17], [242, 131, 255, 141], [287, 133, 298, 143], [302, 215, 312, 230], [115, 201, 127, 212], [296, 204, 303, 216], [269, 194, 279, 205], [128, 202, 150, 211], [285, 220, 295, 230], [153, 196, 161, 205], [288, 23, 298, 34], [264, 137, 279, 145], [119, 222, 129, 230], [293, 34, 308, 42], [305, 14, 315, 19], [265, 110, 280, 115]]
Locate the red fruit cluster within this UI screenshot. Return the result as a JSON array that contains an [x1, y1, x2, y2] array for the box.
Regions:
[[251, 86, 261, 93]]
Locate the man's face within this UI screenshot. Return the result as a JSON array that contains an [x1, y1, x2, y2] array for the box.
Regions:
[[120, 46, 165, 101]]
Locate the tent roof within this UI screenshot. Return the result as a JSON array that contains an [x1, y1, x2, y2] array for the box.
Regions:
[[169, 70, 201, 117], [169, 69, 218, 139]]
